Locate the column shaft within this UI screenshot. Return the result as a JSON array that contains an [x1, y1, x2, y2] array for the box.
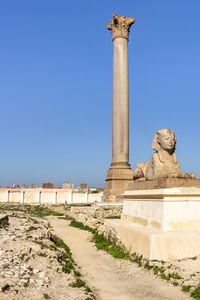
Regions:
[[112, 38, 129, 166]]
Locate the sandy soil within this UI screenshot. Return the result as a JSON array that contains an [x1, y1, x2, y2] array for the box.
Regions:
[[50, 217, 190, 300]]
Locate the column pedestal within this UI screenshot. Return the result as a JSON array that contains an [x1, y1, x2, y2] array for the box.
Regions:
[[104, 165, 133, 202]]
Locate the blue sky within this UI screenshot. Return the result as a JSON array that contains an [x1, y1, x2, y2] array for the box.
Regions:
[[0, 0, 200, 187]]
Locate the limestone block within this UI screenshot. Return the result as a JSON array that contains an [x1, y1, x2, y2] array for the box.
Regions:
[[107, 187, 200, 260], [105, 219, 200, 260], [122, 187, 200, 231]]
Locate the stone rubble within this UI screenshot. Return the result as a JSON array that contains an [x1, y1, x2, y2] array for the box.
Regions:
[[0, 212, 94, 300]]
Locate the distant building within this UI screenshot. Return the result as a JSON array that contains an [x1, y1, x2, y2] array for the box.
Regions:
[[89, 187, 105, 193], [97, 188, 105, 193], [42, 183, 55, 189], [22, 184, 28, 188], [13, 184, 20, 189], [29, 184, 38, 189], [62, 181, 74, 189], [80, 183, 88, 189]]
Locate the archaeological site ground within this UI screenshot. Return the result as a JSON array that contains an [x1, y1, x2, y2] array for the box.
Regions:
[[1, 10, 200, 300]]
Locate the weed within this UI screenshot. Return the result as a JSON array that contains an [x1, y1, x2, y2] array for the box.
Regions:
[[160, 273, 170, 281], [182, 285, 192, 292], [70, 220, 129, 260], [105, 215, 121, 219], [70, 220, 95, 234], [144, 262, 153, 270], [74, 270, 81, 277], [43, 294, 51, 299], [173, 281, 179, 286], [85, 286, 92, 293], [38, 252, 48, 257], [92, 232, 129, 259], [167, 264, 172, 269], [49, 234, 74, 273], [0, 204, 64, 218], [20, 253, 27, 260], [27, 226, 38, 231], [58, 215, 74, 221], [169, 272, 183, 280], [191, 285, 200, 299], [153, 266, 165, 275], [70, 278, 85, 288], [23, 282, 29, 288], [0, 218, 9, 229]]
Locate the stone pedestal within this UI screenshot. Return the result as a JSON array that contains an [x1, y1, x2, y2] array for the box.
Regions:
[[128, 178, 200, 190], [104, 165, 134, 202], [104, 14, 135, 202], [105, 187, 200, 260]]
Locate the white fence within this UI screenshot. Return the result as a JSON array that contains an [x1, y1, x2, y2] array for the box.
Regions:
[[0, 189, 103, 205]]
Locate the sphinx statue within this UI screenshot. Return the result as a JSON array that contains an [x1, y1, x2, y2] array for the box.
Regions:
[[133, 129, 195, 181]]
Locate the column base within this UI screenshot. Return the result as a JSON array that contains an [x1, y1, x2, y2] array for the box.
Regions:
[[103, 164, 134, 202]]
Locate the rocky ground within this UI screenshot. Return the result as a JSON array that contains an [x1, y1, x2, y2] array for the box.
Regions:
[[0, 203, 200, 299], [0, 206, 96, 300]]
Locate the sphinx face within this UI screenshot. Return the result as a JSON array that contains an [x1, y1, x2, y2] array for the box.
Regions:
[[158, 132, 176, 151]]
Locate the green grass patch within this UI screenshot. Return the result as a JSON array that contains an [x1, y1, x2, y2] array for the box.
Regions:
[[92, 232, 129, 259], [0, 204, 64, 218], [74, 270, 81, 277], [70, 220, 129, 260], [105, 215, 121, 219], [70, 220, 96, 234], [49, 234, 74, 274], [58, 215, 74, 221], [43, 294, 51, 299], [153, 266, 165, 275], [182, 285, 192, 293], [0, 219, 9, 229], [191, 286, 200, 299], [144, 262, 153, 270], [70, 278, 85, 288]]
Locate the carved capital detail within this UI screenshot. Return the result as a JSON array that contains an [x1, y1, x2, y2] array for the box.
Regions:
[[107, 14, 135, 41]]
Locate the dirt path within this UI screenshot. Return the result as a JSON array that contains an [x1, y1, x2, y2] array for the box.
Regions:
[[50, 217, 190, 300]]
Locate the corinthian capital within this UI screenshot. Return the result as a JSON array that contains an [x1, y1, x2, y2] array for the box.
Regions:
[[107, 14, 135, 41]]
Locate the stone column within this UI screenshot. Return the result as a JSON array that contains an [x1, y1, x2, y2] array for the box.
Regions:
[[104, 14, 135, 202], [20, 191, 24, 204], [5, 190, 9, 203], [37, 191, 41, 204], [54, 191, 57, 205]]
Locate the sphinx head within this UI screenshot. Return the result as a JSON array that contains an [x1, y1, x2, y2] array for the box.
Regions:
[[152, 129, 176, 153]]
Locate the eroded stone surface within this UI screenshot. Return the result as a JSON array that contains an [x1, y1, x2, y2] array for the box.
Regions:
[[107, 14, 135, 40]]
